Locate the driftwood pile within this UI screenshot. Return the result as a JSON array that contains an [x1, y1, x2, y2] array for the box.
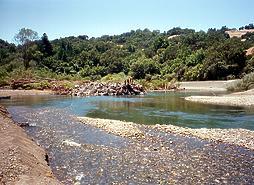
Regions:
[[72, 82, 146, 97]]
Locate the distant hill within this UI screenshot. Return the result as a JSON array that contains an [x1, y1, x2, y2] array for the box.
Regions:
[[1, 24, 254, 84]]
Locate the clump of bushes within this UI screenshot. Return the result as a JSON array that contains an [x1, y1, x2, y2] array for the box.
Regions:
[[137, 77, 179, 90], [29, 80, 52, 90], [100, 72, 128, 83], [227, 72, 254, 91]]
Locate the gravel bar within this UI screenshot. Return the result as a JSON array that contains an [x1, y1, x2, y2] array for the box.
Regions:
[[7, 107, 254, 184]]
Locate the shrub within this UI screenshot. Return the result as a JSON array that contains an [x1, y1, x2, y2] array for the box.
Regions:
[[131, 57, 160, 79], [29, 80, 52, 90], [227, 72, 254, 91], [100, 72, 128, 83], [9, 68, 35, 80]]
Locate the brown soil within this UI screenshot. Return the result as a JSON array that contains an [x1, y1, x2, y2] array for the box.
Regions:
[[246, 46, 254, 56], [225, 29, 254, 38], [0, 106, 61, 185]]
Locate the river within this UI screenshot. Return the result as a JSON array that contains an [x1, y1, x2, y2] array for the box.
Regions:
[[1, 91, 254, 184], [1, 91, 254, 130]]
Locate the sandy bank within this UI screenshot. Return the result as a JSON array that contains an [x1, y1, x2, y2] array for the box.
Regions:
[[185, 89, 254, 107], [78, 117, 254, 150], [0, 106, 61, 184], [179, 80, 238, 91], [0, 89, 53, 97]]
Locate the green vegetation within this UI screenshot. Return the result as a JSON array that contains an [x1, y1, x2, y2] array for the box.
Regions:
[[1, 24, 254, 89], [100, 72, 128, 83], [227, 72, 254, 91]]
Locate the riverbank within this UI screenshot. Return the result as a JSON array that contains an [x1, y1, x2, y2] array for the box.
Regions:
[[78, 117, 254, 150], [185, 89, 254, 107], [0, 89, 53, 97], [0, 79, 239, 97], [0, 106, 60, 184], [179, 80, 238, 91]]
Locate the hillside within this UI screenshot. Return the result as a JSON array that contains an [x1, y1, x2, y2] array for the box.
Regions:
[[225, 29, 254, 38], [0, 24, 254, 89]]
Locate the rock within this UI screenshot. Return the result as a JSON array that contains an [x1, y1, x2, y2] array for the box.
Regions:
[[71, 82, 146, 97]]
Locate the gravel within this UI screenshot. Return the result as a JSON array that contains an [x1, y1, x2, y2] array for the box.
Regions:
[[7, 107, 254, 184], [185, 95, 254, 107], [0, 106, 61, 185]]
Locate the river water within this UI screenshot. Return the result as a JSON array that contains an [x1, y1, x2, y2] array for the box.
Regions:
[[1, 91, 254, 130], [1, 91, 254, 184]]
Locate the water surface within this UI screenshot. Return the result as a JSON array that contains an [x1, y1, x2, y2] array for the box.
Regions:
[[1, 92, 254, 184], [1, 91, 254, 130]]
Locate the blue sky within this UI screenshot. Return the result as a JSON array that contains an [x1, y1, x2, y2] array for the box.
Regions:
[[0, 0, 253, 43]]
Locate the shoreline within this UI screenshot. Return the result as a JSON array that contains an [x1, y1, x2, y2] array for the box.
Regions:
[[0, 106, 61, 184], [0, 79, 239, 96], [78, 117, 254, 150], [178, 80, 238, 91], [0, 89, 53, 97], [185, 89, 254, 107]]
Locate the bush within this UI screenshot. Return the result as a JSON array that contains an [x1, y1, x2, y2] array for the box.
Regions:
[[145, 74, 152, 81], [227, 72, 254, 91], [29, 80, 52, 90], [136, 78, 169, 90], [0, 79, 9, 87], [9, 68, 35, 80], [131, 57, 160, 79], [100, 72, 128, 83]]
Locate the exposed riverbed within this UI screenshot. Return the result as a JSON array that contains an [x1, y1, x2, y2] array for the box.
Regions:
[[6, 107, 254, 184], [1, 91, 254, 184]]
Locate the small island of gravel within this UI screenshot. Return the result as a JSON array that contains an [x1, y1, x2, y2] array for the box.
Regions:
[[78, 117, 254, 150]]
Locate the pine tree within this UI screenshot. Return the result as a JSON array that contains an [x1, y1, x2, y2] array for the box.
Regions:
[[40, 33, 53, 56]]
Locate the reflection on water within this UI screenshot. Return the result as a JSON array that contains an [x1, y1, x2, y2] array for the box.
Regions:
[[1, 91, 254, 130]]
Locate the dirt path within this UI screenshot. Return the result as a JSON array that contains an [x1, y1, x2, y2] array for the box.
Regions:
[[0, 106, 61, 184]]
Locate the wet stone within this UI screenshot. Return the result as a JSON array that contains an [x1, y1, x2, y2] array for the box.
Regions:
[[7, 106, 254, 184]]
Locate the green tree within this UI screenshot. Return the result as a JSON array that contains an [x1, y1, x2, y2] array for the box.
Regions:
[[14, 28, 38, 45], [14, 28, 39, 69], [39, 33, 53, 56], [131, 57, 160, 79]]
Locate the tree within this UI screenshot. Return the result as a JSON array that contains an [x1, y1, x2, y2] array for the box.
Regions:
[[131, 57, 160, 79], [14, 28, 38, 45], [39, 33, 53, 56], [14, 28, 39, 69]]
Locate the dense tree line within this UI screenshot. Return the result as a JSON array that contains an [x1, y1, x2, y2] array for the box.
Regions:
[[1, 25, 254, 84]]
